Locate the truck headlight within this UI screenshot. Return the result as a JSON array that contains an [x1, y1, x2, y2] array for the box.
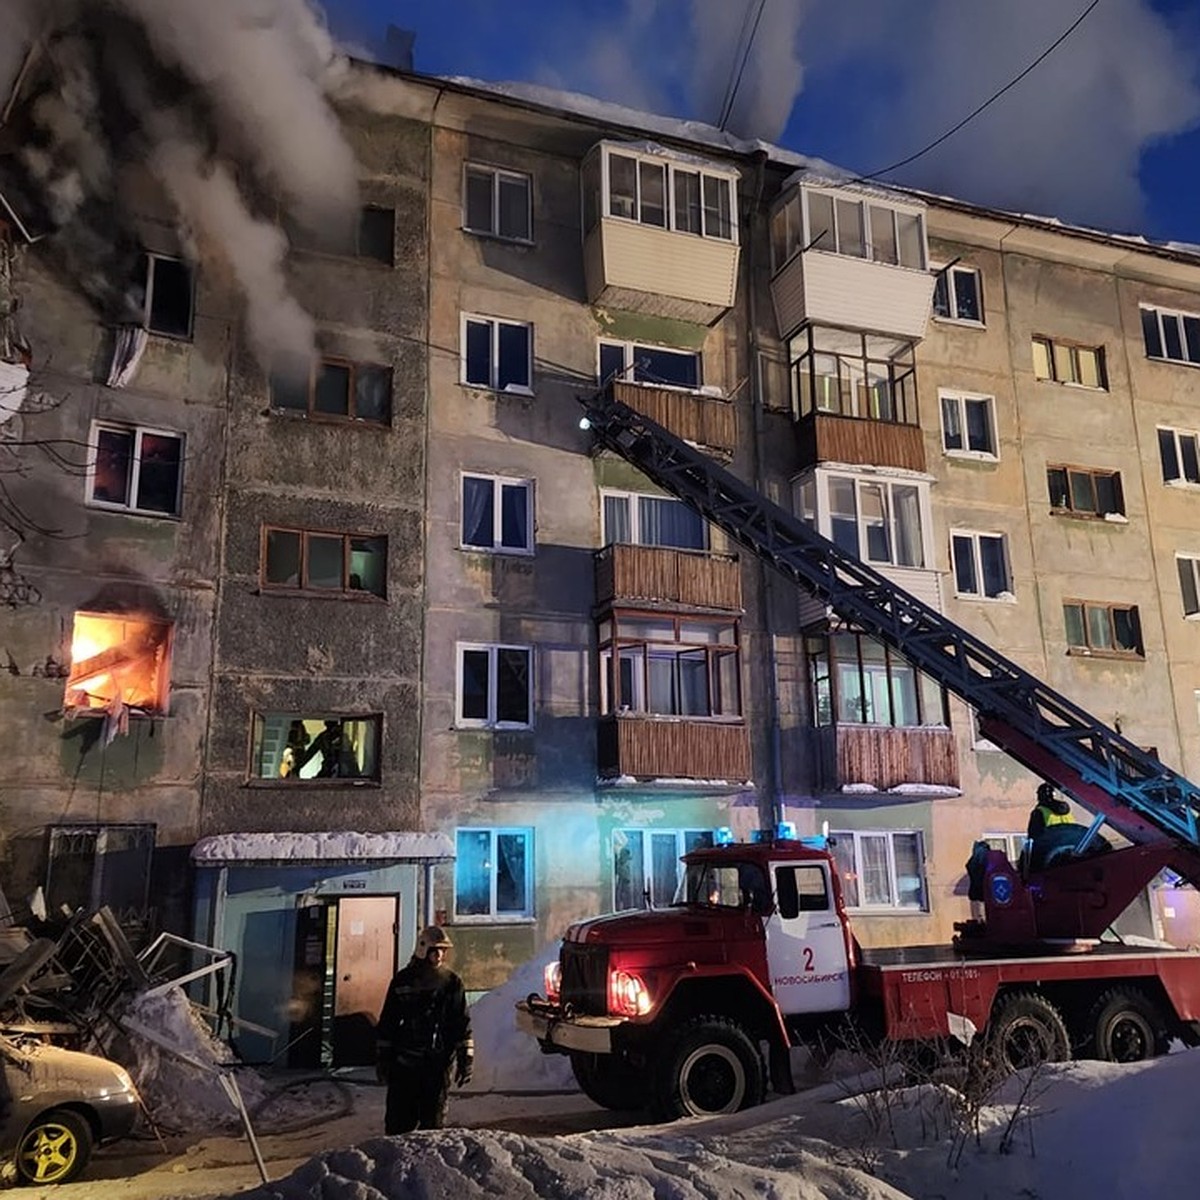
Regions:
[[608, 969, 652, 1017], [544, 960, 562, 1003]]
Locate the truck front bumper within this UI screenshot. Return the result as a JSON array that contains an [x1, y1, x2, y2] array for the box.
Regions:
[[515, 998, 626, 1055]]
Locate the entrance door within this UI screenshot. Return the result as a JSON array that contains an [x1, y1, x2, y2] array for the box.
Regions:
[[331, 895, 399, 1067], [764, 861, 851, 1015], [289, 902, 331, 1068]]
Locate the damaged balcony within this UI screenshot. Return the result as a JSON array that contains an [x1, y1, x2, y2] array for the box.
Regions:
[[770, 181, 935, 342], [582, 142, 740, 324], [605, 378, 736, 460]]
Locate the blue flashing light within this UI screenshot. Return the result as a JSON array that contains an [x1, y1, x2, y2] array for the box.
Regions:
[[775, 821, 798, 841], [800, 835, 828, 851], [712, 826, 735, 846], [750, 829, 768, 843]]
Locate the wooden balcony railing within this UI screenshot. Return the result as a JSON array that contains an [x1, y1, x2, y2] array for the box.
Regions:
[[795, 412, 926, 472], [598, 714, 751, 783], [808, 724, 959, 792], [595, 544, 742, 612], [612, 379, 736, 459]]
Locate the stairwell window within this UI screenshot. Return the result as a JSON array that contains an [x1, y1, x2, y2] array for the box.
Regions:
[[598, 340, 700, 388], [940, 390, 996, 458], [270, 358, 392, 424], [601, 489, 708, 550], [1178, 556, 1200, 618], [1142, 305, 1200, 365], [461, 474, 533, 554], [262, 527, 387, 597], [463, 165, 532, 242], [1047, 465, 1124, 517], [457, 643, 532, 728], [830, 830, 926, 911], [1158, 427, 1200, 485], [455, 828, 533, 919], [951, 531, 1012, 600], [1032, 336, 1107, 389], [932, 265, 983, 324], [613, 828, 714, 911], [1063, 601, 1143, 657], [462, 315, 532, 393], [250, 713, 381, 781], [87, 422, 184, 517]]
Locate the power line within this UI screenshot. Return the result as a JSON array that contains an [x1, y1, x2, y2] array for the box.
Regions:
[[855, 0, 1102, 185], [718, 0, 769, 133]]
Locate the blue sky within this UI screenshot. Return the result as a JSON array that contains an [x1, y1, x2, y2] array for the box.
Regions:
[[326, 0, 1200, 245]]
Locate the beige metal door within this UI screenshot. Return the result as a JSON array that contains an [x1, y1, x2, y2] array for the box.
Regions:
[[332, 895, 398, 1066]]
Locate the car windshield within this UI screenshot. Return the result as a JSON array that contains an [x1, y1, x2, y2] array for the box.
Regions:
[[674, 861, 771, 914]]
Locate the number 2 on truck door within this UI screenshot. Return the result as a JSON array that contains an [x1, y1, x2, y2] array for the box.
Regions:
[[765, 862, 852, 1014]]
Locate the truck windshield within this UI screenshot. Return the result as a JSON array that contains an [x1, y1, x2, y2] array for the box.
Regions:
[[675, 861, 771, 914]]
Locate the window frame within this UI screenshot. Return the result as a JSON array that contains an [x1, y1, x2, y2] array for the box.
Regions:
[[775, 187, 927, 272], [1046, 463, 1125, 518], [460, 313, 534, 394], [931, 264, 984, 325], [1177, 555, 1200, 619], [611, 827, 714, 911], [453, 826, 535, 921], [248, 712, 384, 785], [356, 206, 396, 265], [788, 325, 918, 426], [829, 829, 927, 912], [597, 338, 702, 389], [86, 421, 185, 518], [598, 144, 739, 243], [269, 356, 393, 425], [938, 389, 997, 460], [1062, 600, 1144, 658], [142, 252, 196, 340], [1031, 335, 1108, 389], [260, 525, 388, 599], [65, 611, 174, 716], [462, 163, 534, 243], [950, 529, 1012, 601], [981, 832, 1025, 865], [1158, 426, 1200, 486], [455, 642, 534, 729], [1141, 304, 1200, 367], [600, 488, 710, 551], [460, 473, 534, 555]]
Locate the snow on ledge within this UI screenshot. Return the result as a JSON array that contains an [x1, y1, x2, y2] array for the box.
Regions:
[[191, 830, 455, 865]]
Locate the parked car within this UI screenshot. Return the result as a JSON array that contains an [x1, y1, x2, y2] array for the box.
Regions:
[[0, 1034, 141, 1185]]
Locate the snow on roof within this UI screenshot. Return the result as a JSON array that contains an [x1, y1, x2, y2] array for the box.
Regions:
[[190, 830, 455, 865]]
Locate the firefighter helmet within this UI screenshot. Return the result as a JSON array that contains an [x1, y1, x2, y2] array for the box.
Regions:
[[416, 925, 454, 958]]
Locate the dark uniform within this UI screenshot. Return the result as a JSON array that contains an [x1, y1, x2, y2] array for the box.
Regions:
[[375, 926, 472, 1135]]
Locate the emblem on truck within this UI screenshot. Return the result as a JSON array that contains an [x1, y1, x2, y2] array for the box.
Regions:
[[990, 874, 1014, 906]]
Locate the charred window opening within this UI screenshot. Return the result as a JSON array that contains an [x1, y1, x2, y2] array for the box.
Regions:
[[88, 422, 183, 516], [270, 358, 392, 424], [142, 253, 195, 338], [357, 206, 395, 264], [251, 713, 382, 781], [64, 612, 172, 714]]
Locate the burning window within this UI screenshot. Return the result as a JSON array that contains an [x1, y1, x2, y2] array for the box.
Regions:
[[65, 613, 172, 714], [88, 422, 183, 516]]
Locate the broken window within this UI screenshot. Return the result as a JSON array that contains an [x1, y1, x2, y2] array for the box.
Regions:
[[46, 824, 155, 919], [262, 526, 387, 597], [64, 612, 172, 713], [461, 315, 532, 392], [357, 206, 395, 264], [251, 714, 381, 781], [142, 253, 195, 338], [270, 358, 392, 424], [88, 422, 183, 516]]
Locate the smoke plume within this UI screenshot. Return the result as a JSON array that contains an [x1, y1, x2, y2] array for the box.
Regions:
[[1, 0, 359, 368]]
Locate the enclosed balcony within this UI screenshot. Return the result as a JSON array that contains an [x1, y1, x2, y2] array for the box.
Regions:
[[598, 714, 751, 784], [607, 378, 737, 460], [806, 724, 959, 793], [582, 142, 740, 324], [769, 182, 935, 341], [595, 544, 742, 612]]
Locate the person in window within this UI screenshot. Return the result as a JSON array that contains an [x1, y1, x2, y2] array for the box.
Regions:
[[375, 926, 473, 1134], [295, 719, 356, 778], [279, 720, 310, 778]]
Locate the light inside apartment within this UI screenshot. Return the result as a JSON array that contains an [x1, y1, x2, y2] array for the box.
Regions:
[[64, 612, 172, 713], [787, 326, 917, 425], [454, 828, 532, 918], [807, 633, 946, 727], [251, 714, 381, 780], [599, 614, 741, 718], [90, 423, 183, 515]]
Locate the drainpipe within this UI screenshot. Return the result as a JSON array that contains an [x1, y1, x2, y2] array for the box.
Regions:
[[744, 149, 784, 830], [423, 861, 436, 928]]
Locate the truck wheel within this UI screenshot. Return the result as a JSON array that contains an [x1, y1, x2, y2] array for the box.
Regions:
[[653, 1017, 764, 1120], [987, 992, 1070, 1074], [15, 1108, 93, 1185], [1086, 989, 1167, 1063], [569, 1052, 645, 1111]]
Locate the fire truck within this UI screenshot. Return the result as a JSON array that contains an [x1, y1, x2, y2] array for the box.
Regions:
[[516, 387, 1200, 1121]]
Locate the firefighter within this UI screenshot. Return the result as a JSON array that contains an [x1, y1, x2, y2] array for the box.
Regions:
[[375, 925, 473, 1135], [1027, 782, 1072, 840]]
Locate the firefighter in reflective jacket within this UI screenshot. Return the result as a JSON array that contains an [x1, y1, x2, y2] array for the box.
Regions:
[[375, 926, 473, 1134], [1027, 782, 1072, 840]]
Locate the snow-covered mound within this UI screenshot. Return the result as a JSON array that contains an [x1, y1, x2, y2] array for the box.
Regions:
[[463, 942, 575, 1093]]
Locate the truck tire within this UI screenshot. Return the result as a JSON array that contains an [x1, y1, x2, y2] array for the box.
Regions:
[[986, 992, 1071, 1074], [15, 1108, 93, 1185], [652, 1016, 765, 1120], [569, 1052, 645, 1111], [1086, 988, 1168, 1063]]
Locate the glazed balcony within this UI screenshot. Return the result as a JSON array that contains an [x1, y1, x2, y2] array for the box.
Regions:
[[595, 544, 742, 613], [806, 724, 959, 793], [609, 378, 736, 460], [598, 714, 751, 784]]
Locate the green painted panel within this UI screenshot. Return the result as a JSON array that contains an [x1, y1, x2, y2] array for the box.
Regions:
[[592, 307, 709, 350]]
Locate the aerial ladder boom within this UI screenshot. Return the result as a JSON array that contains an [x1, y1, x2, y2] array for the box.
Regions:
[[581, 387, 1200, 888]]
